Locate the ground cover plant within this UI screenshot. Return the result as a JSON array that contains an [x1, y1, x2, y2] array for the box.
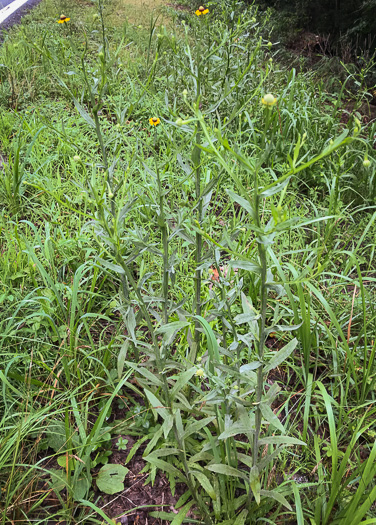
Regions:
[[1, 0, 376, 523]]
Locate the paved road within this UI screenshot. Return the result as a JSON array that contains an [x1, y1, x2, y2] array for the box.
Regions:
[[0, 0, 42, 29]]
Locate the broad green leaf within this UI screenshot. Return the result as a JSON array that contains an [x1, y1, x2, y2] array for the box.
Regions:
[[170, 367, 197, 397], [73, 98, 96, 128], [258, 436, 305, 446], [162, 414, 174, 440], [171, 501, 195, 525], [156, 321, 190, 345], [57, 455, 76, 471], [73, 471, 92, 501], [182, 416, 216, 439], [226, 189, 256, 220], [97, 258, 125, 274], [206, 464, 248, 481], [229, 260, 261, 274], [191, 470, 216, 500], [146, 447, 180, 459], [145, 457, 185, 481], [149, 511, 200, 523], [264, 338, 298, 374], [239, 362, 262, 373], [126, 362, 163, 387], [46, 420, 80, 452], [250, 466, 261, 504], [260, 402, 285, 433], [260, 489, 292, 511], [234, 509, 248, 525], [144, 389, 169, 421], [117, 341, 129, 380], [193, 316, 220, 372], [260, 177, 290, 197], [96, 464, 129, 495], [218, 423, 255, 440], [49, 468, 68, 493]]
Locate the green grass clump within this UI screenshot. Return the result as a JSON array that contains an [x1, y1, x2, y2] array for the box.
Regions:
[[1, 0, 376, 524]]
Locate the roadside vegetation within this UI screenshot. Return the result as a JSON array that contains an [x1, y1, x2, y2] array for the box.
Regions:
[[0, 0, 376, 523]]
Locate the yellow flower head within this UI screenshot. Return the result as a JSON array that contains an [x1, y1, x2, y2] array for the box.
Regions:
[[149, 117, 161, 126], [195, 368, 205, 377], [195, 6, 209, 15], [261, 93, 277, 106], [57, 14, 70, 23]]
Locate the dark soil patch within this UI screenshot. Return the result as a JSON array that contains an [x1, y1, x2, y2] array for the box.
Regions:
[[98, 435, 188, 524]]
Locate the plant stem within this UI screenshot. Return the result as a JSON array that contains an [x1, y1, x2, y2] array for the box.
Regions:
[[156, 166, 169, 325], [253, 236, 267, 467], [193, 129, 202, 352]]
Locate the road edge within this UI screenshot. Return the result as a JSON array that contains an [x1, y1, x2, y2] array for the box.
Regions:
[[0, 0, 43, 34]]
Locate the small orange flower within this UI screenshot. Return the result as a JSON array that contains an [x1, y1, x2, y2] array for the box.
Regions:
[[57, 14, 70, 23], [149, 117, 161, 126], [195, 5, 209, 15]]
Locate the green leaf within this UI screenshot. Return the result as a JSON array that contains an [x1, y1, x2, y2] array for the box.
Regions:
[[260, 489, 292, 511], [149, 511, 200, 523], [171, 501, 195, 525], [97, 258, 125, 274], [191, 470, 216, 500], [96, 464, 129, 495], [250, 466, 261, 504], [147, 447, 180, 459], [263, 338, 298, 374], [170, 367, 197, 397], [73, 98, 96, 129], [218, 422, 255, 440], [79, 499, 117, 525], [144, 457, 185, 481], [46, 421, 67, 452], [156, 321, 190, 345], [233, 509, 248, 525], [258, 436, 305, 446], [292, 482, 304, 525], [206, 464, 248, 481], [73, 471, 92, 501], [226, 189, 256, 220], [57, 455, 76, 470], [260, 403, 285, 433], [46, 420, 80, 452], [229, 260, 261, 274], [144, 389, 169, 421], [182, 416, 216, 439], [194, 316, 220, 373], [49, 469, 68, 493], [260, 178, 290, 197]]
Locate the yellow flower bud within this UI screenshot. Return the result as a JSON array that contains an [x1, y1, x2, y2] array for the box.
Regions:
[[363, 158, 371, 168], [261, 93, 277, 106]]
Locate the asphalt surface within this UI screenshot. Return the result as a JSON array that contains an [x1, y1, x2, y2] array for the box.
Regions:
[[0, 0, 43, 32]]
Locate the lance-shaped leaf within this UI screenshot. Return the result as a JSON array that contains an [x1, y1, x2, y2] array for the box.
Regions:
[[260, 402, 285, 433], [263, 338, 298, 374]]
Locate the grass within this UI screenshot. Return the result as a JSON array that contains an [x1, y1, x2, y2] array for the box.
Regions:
[[0, 0, 376, 523]]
